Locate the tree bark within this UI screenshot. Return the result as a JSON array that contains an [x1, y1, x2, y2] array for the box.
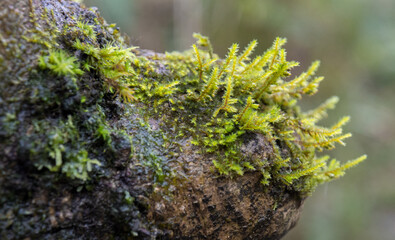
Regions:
[[0, 0, 304, 239]]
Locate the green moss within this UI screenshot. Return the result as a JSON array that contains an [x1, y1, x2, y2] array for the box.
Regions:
[[38, 49, 83, 77], [0, 7, 137, 183], [29, 116, 101, 181], [118, 34, 366, 195], [12, 1, 364, 195], [0, 2, 369, 238]]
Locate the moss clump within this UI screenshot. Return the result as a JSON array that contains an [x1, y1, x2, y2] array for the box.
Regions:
[[0, 0, 366, 238], [38, 49, 83, 77], [29, 116, 101, 181], [1, 0, 364, 195], [27, 11, 365, 193], [117, 34, 366, 195]]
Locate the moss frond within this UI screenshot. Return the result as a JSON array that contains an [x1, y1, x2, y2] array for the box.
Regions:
[[192, 44, 203, 72], [193, 43, 218, 83], [235, 96, 259, 122], [281, 162, 326, 185], [239, 55, 263, 75], [238, 39, 258, 65], [323, 155, 367, 178], [269, 37, 287, 70], [214, 49, 239, 116], [213, 75, 238, 116], [270, 61, 322, 101], [305, 132, 352, 150], [331, 116, 350, 130], [303, 96, 339, 123], [193, 32, 214, 59], [202, 58, 218, 69], [218, 43, 239, 79], [198, 67, 220, 101]]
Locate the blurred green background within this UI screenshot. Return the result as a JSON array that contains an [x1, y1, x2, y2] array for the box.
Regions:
[[84, 0, 395, 239]]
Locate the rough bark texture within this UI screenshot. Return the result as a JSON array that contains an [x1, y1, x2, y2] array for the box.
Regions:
[[0, 0, 304, 239]]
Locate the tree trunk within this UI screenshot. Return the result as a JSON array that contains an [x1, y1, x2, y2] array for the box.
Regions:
[[0, 0, 304, 239]]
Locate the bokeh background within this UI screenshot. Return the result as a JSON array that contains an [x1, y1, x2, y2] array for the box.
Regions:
[[84, 0, 395, 239]]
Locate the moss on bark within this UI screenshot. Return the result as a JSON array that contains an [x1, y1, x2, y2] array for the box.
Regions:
[[0, 0, 364, 239]]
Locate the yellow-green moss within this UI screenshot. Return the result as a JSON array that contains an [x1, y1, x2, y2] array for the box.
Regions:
[[119, 34, 366, 195]]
